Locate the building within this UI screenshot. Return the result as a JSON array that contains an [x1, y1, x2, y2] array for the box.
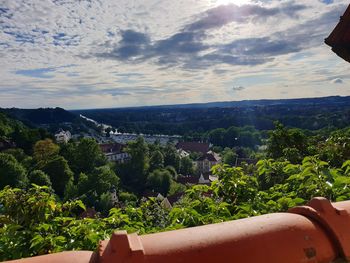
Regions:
[[110, 187, 118, 205], [177, 175, 201, 185], [177, 149, 190, 158], [195, 151, 221, 174], [198, 173, 210, 184], [99, 142, 130, 163], [176, 141, 210, 154], [55, 129, 72, 143], [176, 173, 215, 186], [167, 192, 184, 206]]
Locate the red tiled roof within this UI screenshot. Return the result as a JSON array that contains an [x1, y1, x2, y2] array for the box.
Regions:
[[197, 153, 219, 162], [143, 191, 159, 198], [167, 192, 184, 205], [100, 143, 126, 154], [325, 4, 350, 63], [79, 207, 97, 219], [176, 142, 209, 154], [177, 175, 199, 185]]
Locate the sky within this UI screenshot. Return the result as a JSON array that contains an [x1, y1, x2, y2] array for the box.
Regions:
[[0, 0, 349, 109]]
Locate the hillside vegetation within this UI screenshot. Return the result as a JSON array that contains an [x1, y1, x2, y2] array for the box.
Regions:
[[0, 109, 350, 260]]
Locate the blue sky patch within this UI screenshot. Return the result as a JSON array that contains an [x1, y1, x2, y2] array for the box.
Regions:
[[15, 68, 56, 79]]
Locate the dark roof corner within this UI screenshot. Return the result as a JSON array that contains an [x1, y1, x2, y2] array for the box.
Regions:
[[325, 4, 350, 63]]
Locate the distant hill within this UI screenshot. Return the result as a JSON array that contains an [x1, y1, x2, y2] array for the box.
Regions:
[[0, 107, 102, 135], [2, 95, 350, 136], [76, 96, 350, 110], [73, 96, 350, 135], [153, 95, 350, 109], [0, 107, 78, 126]]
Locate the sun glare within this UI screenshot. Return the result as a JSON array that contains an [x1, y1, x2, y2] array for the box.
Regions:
[[215, 0, 250, 6]]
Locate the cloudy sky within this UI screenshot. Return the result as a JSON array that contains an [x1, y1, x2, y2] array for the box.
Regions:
[[0, 0, 349, 109]]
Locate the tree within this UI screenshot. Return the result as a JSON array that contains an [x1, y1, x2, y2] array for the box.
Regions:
[[28, 170, 52, 187], [0, 153, 27, 189], [147, 169, 172, 195], [149, 150, 164, 171], [11, 127, 42, 154], [33, 139, 59, 166], [165, 165, 178, 180], [72, 138, 106, 174], [208, 128, 226, 147], [121, 137, 149, 193], [98, 191, 114, 215], [163, 144, 180, 172], [119, 191, 138, 205], [42, 156, 73, 197], [73, 166, 119, 207], [224, 126, 239, 148], [179, 156, 194, 175], [76, 173, 89, 196], [223, 150, 237, 166], [3, 148, 27, 163], [317, 129, 350, 167], [267, 122, 308, 160], [90, 165, 120, 196]]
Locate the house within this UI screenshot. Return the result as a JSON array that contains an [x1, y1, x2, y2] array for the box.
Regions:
[[55, 129, 71, 143], [195, 151, 221, 174], [234, 158, 258, 167], [99, 142, 130, 163], [176, 173, 212, 186], [79, 207, 97, 219], [143, 192, 173, 209], [167, 192, 184, 206], [198, 172, 219, 185], [177, 149, 190, 158], [110, 187, 118, 205], [176, 141, 210, 154], [198, 173, 210, 185], [209, 175, 218, 183], [177, 175, 200, 185]]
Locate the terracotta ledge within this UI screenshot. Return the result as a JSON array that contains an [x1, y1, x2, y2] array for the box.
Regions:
[[5, 198, 350, 263]]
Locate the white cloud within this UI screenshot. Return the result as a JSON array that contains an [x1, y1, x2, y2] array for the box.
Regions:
[[0, 0, 349, 109], [330, 78, 343, 84]]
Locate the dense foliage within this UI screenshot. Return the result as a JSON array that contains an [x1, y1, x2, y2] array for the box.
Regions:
[[1, 110, 350, 261], [1, 157, 350, 260]]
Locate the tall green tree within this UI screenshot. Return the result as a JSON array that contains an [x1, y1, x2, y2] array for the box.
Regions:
[[149, 150, 164, 171], [163, 144, 180, 172], [3, 148, 27, 163], [147, 169, 172, 195], [179, 156, 194, 175], [28, 170, 52, 187], [71, 138, 106, 174], [267, 122, 308, 161], [208, 128, 226, 147], [33, 139, 59, 167], [223, 150, 237, 166], [11, 127, 42, 154], [121, 137, 149, 193], [0, 153, 27, 189], [42, 156, 73, 197], [90, 165, 120, 196]]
